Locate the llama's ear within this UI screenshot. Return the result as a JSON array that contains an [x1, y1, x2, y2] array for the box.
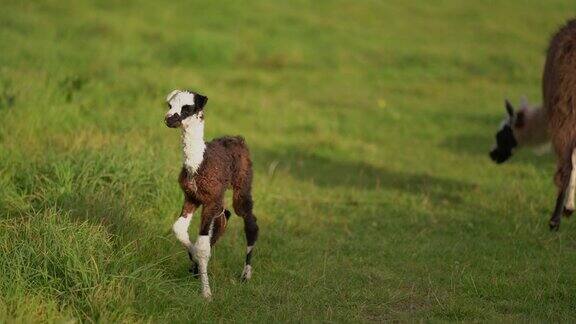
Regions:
[[520, 95, 529, 108], [194, 94, 208, 109], [166, 90, 180, 102], [505, 99, 514, 117], [514, 109, 526, 128]]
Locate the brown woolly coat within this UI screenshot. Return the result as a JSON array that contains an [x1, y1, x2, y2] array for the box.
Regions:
[[543, 19, 576, 188], [179, 136, 253, 243]]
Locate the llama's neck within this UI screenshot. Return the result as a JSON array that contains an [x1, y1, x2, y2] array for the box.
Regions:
[[181, 119, 206, 174], [515, 105, 549, 147]]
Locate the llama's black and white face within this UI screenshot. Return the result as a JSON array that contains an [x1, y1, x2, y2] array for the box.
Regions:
[[165, 90, 208, 128], [489, 100, 518, 164]]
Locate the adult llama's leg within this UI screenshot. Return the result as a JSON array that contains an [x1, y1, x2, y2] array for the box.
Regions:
[[564, 149, 576, 214], [550, 148, 575, 231]]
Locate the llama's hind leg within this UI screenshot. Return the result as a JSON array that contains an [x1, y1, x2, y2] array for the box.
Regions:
[[241, 214, 258, 281], [550, 189, 568, 231], [233, 191, 259, 281], [550, 153, 573, 230], [563, 148, 576, 217]]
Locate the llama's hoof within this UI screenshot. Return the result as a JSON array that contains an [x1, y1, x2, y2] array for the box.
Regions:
[[241, 264, 252, 282], [563, 208, 574, 217], [202, 289, 212, 301], [549, 220, 560, 231]]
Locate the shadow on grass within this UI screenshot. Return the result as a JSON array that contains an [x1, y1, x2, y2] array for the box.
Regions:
[[254, 146, 474, 204], [441, 133, 493, 158]]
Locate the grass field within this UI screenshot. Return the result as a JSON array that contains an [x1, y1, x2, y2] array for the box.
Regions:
[[1, 0, 576, 322]]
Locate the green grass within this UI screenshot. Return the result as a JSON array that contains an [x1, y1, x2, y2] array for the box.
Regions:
[[1, 0, 576, 322]]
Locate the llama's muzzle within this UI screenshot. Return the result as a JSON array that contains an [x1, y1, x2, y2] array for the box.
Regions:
[[491, 123, 517, 164], [165, 113, 182, 128], [490, 147, 511, 164]]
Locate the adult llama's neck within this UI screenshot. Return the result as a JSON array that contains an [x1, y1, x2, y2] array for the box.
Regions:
[[516, 105, 549, 147], [181, 118, 206, 174]]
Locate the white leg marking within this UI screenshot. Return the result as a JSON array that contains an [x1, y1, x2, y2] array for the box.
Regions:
[[241, 264, 252, 280], [566, 149, 576, 211], [241, 245, 254, 280], [172, 214, 193, 250], [194, 235, 212, 300]]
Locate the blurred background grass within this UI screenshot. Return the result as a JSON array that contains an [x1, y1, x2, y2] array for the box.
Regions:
[[1, 0, 576, 322]]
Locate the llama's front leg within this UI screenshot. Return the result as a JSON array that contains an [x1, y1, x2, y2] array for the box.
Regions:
[[172, 200, 197, 269], [550, 150, 576, 230], [194, 234, 212, 299], [193, 204, 221, 300]]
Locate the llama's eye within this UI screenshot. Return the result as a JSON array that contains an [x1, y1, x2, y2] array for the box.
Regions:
[[167, 103, 172, 110], [182, 105, 193, 114]]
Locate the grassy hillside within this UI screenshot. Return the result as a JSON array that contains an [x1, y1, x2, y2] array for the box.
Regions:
[[1, 0, 575, 322]]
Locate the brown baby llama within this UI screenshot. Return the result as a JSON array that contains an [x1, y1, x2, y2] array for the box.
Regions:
[[165, 89, 259, 299]]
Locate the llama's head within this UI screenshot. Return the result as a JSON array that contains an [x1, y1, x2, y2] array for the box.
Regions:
[[489, 99, 528, 164], [165, 90, 208, 128]]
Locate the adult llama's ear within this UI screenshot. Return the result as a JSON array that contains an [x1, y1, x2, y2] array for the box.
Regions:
[[514, 96, 529, 128], [505, 99, 514, 118], [520, 95, 529, 108], [514, 109, 526, 128], [195, 94, 208, 109]]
